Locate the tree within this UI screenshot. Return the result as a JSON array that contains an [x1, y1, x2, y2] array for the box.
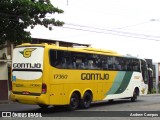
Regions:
[[0, 0, 64, 45]]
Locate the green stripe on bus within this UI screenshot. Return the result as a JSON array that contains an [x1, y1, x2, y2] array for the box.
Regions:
[[114, 71, 133, 94], [106, 71, 126, 95]]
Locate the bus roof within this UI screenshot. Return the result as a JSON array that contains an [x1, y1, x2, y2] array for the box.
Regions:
[[16, 43, 143, 58], [74, 47, 119, 55]]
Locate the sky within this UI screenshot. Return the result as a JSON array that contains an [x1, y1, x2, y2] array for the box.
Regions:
[[29, 0, 160, 62]]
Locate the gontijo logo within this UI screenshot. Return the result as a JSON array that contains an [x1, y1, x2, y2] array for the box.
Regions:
[[19, 48, 36, 58]]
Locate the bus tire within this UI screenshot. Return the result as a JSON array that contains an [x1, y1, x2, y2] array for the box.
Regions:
[[38, 104, 49, 109], [131, 89, 138, 102], [80, 92, 92, 109], [67, 92, 80, 111], [108, 99, 114, 103]]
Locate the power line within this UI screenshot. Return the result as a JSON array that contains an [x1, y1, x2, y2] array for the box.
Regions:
[[65, 23, 160, 38], [115, 21, 152, 29], [61, 25, 160, 42], [65, 0, 150, 19]]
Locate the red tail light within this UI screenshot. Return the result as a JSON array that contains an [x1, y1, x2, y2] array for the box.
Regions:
[[42, 83, 47, 94]]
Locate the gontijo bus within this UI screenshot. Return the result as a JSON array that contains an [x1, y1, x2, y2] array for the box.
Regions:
[[10, 43, 148, 110]]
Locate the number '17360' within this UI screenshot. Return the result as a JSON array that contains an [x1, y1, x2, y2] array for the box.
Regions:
[[54, 74, 68, 79]]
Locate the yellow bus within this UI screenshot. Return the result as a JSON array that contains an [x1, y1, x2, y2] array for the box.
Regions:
[[10, 43, 148, 110]]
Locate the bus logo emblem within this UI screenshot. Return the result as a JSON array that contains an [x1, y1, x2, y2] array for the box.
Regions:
[[20, 48, 36, 58]]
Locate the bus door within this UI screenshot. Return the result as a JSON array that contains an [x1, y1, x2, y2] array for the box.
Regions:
[[141, 60, 148, 84], [12, 47, 44, 96]]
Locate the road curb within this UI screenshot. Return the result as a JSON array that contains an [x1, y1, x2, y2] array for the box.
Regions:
[[0, 100, 10, 104]]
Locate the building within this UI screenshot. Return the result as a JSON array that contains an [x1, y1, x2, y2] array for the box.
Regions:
[[0, 42, 13, 100], [153, 63, 160, 93]]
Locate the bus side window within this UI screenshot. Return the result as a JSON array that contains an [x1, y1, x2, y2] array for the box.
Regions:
[[49, 50, 63, 68], [107, 57, 113, 70], [72, 52, 87, 69], [75, 59, 82, 69], [72, 57, 76, 69], [116, 57, 122, 70], [101, 56, 107, 70], [113, 57, 121, 70], [49, 50, 56, 67], [88, 60, 94, 69]]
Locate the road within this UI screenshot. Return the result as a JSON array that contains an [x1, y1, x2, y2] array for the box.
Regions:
[[0, 95, 160, 120]]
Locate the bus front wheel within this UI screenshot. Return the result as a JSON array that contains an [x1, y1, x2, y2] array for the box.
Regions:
[[131, 89, 138, 102]]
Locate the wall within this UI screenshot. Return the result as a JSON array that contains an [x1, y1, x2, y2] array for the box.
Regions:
[[0, 43, 12, 100]]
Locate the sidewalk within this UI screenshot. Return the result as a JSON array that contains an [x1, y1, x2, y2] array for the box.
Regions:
[[145, 93, 160, 96], [0, 100, 15, 104], [0, 94, 159, 104]]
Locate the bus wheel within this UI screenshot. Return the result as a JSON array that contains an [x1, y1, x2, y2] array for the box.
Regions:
[[80, 92, 92, 109], [67, 92, 80, 111], [108, 99, 114, 103], [131, 89, 138, 102], [38, 104, 49, 109]]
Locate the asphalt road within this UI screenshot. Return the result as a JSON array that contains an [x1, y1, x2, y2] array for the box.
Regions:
[[0, 95, 160, 120]]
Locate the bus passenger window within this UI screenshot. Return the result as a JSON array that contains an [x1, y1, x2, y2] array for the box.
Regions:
[[117, 64, 122, 70], [76, 59, 82, 69], [103, 63, 108, 70], [88, 60, 94, 69]]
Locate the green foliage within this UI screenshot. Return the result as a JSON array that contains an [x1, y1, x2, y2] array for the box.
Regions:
[[148, 83, 160, 94], [0, 0, 64, 45], [148, 87, 156, 94]]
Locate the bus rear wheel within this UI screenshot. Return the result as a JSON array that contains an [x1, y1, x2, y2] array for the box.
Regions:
[[38, 104, 49, 109], [80, 92, 92, 109], [67, 92, 80, 111]]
